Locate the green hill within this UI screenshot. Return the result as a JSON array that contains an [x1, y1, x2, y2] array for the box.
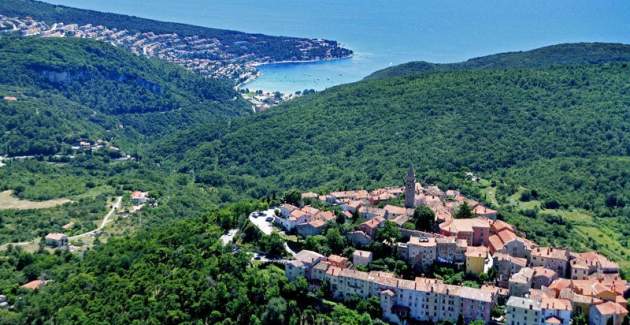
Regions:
[[156, 43, 630, 193], [0, 36, 248, 156], [366, 42, 630, 80]]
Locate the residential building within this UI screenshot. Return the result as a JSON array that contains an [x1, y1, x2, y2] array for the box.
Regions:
[[532, 267, 558, 289], [358, 216, 384, 238], [465, 246, 487, 275], [589, 301, 628, 325], [509, 268, 534, 297], [494, 253, 528, 287], [473, 204, 498, 219], [438, 217, 490, 246], [530, 247, 570, 278], [359, 206, 386, 220], [488, 228, 535, 258], [505, 296, 572, 325], [436, 237, 467, 264], [285, 250, 325, 281], [347, 230, 373, 247], [131, 191, 149, 204], [327, 255, 349, 268], [352, 250, 373, 266], [570, 252, 619, 280], [44, 233, 68, 248], [279, 204, 298, 217], [405, 236, 437, 271], [296, 219, 326, 237]]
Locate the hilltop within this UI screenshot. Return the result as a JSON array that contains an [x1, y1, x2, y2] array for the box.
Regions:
[[366, 42, 630, 80]]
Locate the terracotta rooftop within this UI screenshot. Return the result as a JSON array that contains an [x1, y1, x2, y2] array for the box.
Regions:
[[353, 250, 372, 258], [327, 255, 348, 264], [360, 216, 384, 230], [532, 247, 569, 261], [540, 297, 572, 311], [532, 267, 557, 279], [488, 234, 504, 252], [295, 250, 325, 264], [491, 219, 514, 233], [465, 246, 488, 258], [45, 233, 67, 241], [544, 316, 562, 324], [408, 236, 436, 247], [497, 229, 517, 244], [21, 280, 47, 290], [594, 301, 628, 316], [440, 217, 490, 233]]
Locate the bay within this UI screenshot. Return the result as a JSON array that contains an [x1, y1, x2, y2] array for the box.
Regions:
[[45, 0, 630, 93]]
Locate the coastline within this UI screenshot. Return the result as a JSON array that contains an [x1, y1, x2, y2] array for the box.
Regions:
[[237, 53, 354, 91]]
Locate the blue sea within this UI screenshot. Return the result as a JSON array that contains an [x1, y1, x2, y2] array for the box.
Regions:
[[47, 0, 630, 93]]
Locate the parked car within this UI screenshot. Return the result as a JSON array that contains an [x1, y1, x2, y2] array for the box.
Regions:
[[265, 217, 273, 222]]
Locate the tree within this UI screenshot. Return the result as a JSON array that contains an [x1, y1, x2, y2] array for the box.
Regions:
[[284, 190, 301, 206], [259, 233, 285, 257], [572, 310, 588, 325], [262, 297, 287, 324], [456, 314, 465, 325], [455, 201, 473, 219], [325, 227, 346, 254], [413, 206, 435, 231], [375, 221, 401, 246], [336, 211, 346, 225]]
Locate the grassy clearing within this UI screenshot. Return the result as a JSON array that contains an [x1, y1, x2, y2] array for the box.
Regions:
[[476, 180, 630, 276], [0, 190, 70, 210]]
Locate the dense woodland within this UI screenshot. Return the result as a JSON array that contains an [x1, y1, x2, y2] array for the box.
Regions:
[[0, 36, 248, 156], [366, 42, 630, 80]]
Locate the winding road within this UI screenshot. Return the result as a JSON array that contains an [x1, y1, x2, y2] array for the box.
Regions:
[[70, 196, 122, 240], [0, 196, 122, 250]]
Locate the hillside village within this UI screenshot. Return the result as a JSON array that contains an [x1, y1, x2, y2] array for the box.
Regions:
[[268, 166, 629, 325]]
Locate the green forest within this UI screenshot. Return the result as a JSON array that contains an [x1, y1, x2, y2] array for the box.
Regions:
[[0, 36, 248, 156]]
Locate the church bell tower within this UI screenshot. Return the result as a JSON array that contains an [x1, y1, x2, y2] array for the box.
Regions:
[[404, 164, 416, 208]]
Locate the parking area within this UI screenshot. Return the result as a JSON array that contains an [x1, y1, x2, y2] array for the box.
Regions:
[[248, 208, 277, 235]]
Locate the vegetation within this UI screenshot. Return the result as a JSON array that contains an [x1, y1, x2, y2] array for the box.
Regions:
[[366, 42, 630, 80], [0, 36, 248, 156], [1, 203, 384, 324]]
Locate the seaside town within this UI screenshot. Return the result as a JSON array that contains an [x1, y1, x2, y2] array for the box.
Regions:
[[257, 166, 630, 325], [0, 15, 351, 110]]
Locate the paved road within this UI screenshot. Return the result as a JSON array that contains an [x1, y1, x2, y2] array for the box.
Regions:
[[220, 229, 239, 246], [70, 196, 122, 240]]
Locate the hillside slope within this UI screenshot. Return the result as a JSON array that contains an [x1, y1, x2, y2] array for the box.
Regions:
[[0, 36, 248, 156], [156, 45, 630, 192], [366, 42, 630, 80]]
